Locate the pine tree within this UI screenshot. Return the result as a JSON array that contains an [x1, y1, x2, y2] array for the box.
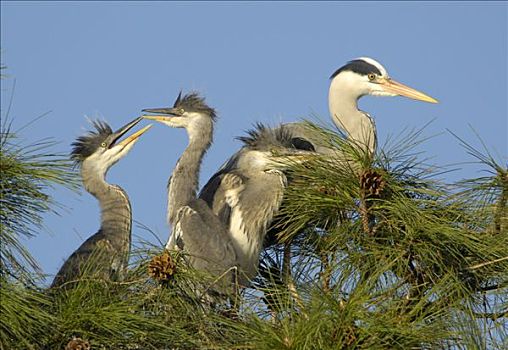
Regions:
[[1, 95, 506, 348]]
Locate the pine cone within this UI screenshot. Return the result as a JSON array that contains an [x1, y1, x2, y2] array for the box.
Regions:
[[148, 250, 177, 282], [359, 169, 386, 197], [344, 326, 358, 347], [65, 337, 91, 350]]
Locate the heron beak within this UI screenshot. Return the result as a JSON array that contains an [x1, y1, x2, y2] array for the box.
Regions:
[[115, 124, 153, 149], [142, 108, 175, 114], [286, 153, 316, 164], [142, 115, 178, 122], [142, 107, 183, 123], [109, 117, 152, 150], [378, 78, 438, 103], [142, 107, 182, 116], [108, 117, 143, 148]]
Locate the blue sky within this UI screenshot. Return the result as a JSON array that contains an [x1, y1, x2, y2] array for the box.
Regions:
[[1, 1, 506, 283]]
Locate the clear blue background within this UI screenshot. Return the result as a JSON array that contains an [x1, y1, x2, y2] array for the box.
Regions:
[[1, 1, 506, 284]]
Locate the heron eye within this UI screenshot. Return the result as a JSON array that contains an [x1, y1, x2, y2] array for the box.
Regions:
[[178, 108, 185, 114], [368, 73, 376, 81], [101, 142, 107, 148]]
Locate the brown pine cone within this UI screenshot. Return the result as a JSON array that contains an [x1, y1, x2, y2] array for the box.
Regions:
[[65, 337, 91, 350], [148, 250, 177, 282], [359, 169, 386, 197]]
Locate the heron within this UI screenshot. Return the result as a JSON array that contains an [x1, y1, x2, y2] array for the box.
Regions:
[[198, 57, 437, 269], [51, 117, 151, 288], [264, 57, 438, 158], [199, 123, 315, 284], [143, 92, 313, 287], [327, 57, 437, 154], [142, 92, 240, 295]]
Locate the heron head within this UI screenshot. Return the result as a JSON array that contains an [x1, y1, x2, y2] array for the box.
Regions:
[[330, 57, 437, 103], [237, 123, 317, 171], [142, 91, 217, 130], [71, 117, 151, 175]]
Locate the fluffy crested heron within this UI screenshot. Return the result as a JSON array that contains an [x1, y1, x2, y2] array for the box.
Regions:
[[199, 123, 315, 284], [51, 117, 151, 288], [142, 92, 239, 293], [199, 57, 437, 252]]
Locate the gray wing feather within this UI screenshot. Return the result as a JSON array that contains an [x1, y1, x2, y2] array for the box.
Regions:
[[199, 165, 246, 227], [177, 199, 238, 292], [51, 230, 126, 287]]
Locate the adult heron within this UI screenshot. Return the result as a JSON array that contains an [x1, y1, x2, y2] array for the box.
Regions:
[[142, 92, 240, 294], [198, 57, 437, 252], [268, 57, 438, 157], [327, 57, 437, 154], [51, 117, 151, 288]]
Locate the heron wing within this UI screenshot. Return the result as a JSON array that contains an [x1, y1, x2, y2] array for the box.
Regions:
[[176, 199, 238, 282], [51, 230, 122, 287], [199, 163, 246, 227], [199, 148, 241, 199]]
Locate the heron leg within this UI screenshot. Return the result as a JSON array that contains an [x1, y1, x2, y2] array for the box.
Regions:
[[230, 266, 240, 316]]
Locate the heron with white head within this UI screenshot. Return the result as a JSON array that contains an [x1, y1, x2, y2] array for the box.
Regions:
[[328, 57, 437, 154], [199, 57, 438, 255], [52, 117, 151, 288]]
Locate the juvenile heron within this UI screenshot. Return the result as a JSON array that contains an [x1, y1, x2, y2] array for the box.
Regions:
[[144, 93, 312, 286], [143, 92, 239, 293], [199, 123, 315, 283], [51, 117, 151, 288]]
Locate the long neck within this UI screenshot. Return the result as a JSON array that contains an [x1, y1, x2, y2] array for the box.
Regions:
[[167, 122, 213, 225], [81, 167, 132, 247], [329, 78, 377, 155]]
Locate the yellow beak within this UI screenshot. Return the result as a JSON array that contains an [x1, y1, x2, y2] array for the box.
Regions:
[[116, 124, 152, 148], [143, 115, 178, 123], [379, 78, 438, 103]]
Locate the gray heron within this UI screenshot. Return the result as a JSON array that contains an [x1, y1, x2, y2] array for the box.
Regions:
[[142, 92, 240, 294], [199, 123, 315, 284], [51, 117, 151, 288], [198, 57, 437, 262], [327, 57, 437, 154], [144, 93, 313, 287], [267, 57, 438, 157]]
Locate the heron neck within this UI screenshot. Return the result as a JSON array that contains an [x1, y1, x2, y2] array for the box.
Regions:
[[81, 168, 132, 247], [167, 123, 213, 225], [329, 80, 377, 155]]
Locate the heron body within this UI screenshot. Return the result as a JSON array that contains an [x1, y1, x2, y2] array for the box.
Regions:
[[51, 118, 151, 288], [143, 92, 239, 294]]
